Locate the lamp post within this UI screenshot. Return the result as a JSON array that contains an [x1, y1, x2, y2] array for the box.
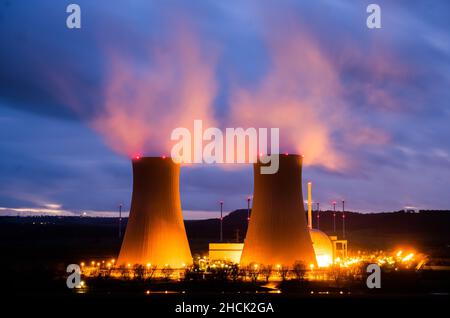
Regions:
[[247, 196, 251, 223], [220, 201, 224, 242], [316, 202, 320, 230], [342, 200, 346, 239], [332, 201, 336, 233], [118, 204, 122, 239]]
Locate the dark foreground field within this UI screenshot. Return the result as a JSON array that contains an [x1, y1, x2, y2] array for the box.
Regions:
[[0, 210, 449, 313]]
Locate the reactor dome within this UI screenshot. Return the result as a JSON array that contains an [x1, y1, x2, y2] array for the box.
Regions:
[[309, 229, 333, 267]]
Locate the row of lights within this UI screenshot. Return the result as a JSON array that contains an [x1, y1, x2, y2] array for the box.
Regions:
[[81, 259, 189, 270]]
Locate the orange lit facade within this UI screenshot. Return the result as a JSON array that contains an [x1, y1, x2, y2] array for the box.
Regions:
[[240, 154, 317, 268], [117, 157, 192, 268]]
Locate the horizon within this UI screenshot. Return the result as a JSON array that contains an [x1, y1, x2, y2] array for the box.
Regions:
[[1, 206, 446, 221]]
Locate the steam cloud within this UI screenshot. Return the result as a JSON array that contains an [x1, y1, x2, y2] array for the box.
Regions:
[[93, 24, 218, 157], [54, 15, 390, 172], [229, 23, 388, 171]]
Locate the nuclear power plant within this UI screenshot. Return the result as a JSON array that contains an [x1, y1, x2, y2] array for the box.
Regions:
[[240, 154, 317, 267], [117, 157, 192, 268], [117, 154, 346, 271]]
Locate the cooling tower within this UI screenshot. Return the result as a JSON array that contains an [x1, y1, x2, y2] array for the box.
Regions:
[[240, 154, 317, 267], [117, 157, 192, 267]]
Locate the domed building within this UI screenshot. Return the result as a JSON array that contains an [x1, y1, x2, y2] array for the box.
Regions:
[[309, 229, 334, 267]]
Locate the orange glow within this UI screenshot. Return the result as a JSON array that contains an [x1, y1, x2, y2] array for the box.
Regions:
[[117, 158, 192, 268], [91, 21, 217, 158], [228, 24, 389, 171]]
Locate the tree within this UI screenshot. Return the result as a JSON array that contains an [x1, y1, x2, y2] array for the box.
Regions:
[[228, 264, 240, 282], [161, 265, 174, 280], [279, 265, 289, 281], [247, 263, 260, 283], [292, 261, 307, 282], [260, 265, 273, 282], [146, 265, 157, 280], [134, 264, 145, 280]]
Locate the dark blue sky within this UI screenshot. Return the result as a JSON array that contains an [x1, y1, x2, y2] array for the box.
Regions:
[[1, 1, 449, 218]]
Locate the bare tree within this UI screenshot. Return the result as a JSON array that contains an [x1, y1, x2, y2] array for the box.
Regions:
[[134, 264, 145, 280], [161, 265, 174, 280], [146, 265, 157, 280], [118, 264, 128, 279], [248, 263, 260, 283], [329, 264, 342, 286], [260, 265, 273, 282], [228, 264, 240, 282], [279, 265, 289, 281], [292, 261, 307, 282]]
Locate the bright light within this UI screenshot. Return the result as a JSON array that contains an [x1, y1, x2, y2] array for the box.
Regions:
[[402, 253, 414, 262], [146, 263, 151, 268], [316, 255, 332, 268], [309, 264, 315, 270]]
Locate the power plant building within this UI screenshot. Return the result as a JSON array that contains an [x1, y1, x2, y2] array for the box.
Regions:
[[117, 157, 192, 268], [240, 154, 317, 268]]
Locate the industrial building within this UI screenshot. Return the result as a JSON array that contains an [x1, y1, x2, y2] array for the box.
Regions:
[[117, 157, 192, 268], [117, 155, 346, 269], [209, 243, 244, 264], [240, 154, 317, 267], [210, 156, 347, 267]]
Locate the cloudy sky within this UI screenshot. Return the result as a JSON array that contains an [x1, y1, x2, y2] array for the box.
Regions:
[[1, 0, 449, 218]]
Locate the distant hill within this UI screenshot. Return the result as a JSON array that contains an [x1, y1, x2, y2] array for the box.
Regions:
[[184, 209, 450, 256], [0, 210, 449, 258]]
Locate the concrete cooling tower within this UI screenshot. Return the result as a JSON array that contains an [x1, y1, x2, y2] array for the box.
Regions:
[[117, 157, 192, 268], [240, 154, 317, 267]]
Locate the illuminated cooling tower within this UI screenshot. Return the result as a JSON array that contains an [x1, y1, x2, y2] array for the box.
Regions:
[[240, 154, 317, 267], [117, 157, 192, 267]]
